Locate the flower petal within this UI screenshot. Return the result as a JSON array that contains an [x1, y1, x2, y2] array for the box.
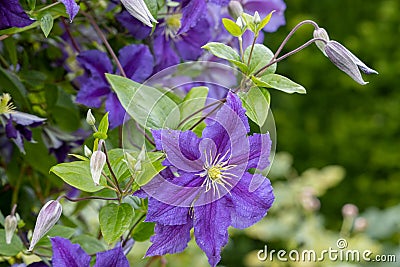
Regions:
[[153, 32, 180, 72], [178, 0, 207, 34], [118, 44, 153, 81], [194, 198, 232, 267], [105, 93, 126, 129], [0, 0, 34, 30], [76, 77, 110, 108], [5, 112, 46, 126], [233, 133, 272, 170], [59, 0, 80, 22], [146, 197, 190, 225], [151, 129, 204, 172], [202, 92, 249, 158], [94, 245, 129, 267], [77, 50, 113, 81], [243, 0, 286, 32], [146, 220, 193, 257], [117, 11, 152, 39], [229, 173, 274, 229], [175, 18, 211, 60], [51, 237, 91, 267]]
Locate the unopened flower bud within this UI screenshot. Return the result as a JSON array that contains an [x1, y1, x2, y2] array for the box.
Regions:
[[4, 215, 18, 244], [236, 17, 245, 29], [86, 109, 96, 126], [121, 0, 158, 27], [29, 200, 62, 251], [324, 40, 378, 85], [313, 27, 330, 55], [253, 11, 261, 24], [228, 1, 243, 20], [90, 150, 106, 186], [354, 217, 368, 232], [84, 145, 92, 158], [342, 203, 358, 217]]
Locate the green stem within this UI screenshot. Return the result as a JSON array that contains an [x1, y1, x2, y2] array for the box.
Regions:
[[32, 2, 61, 14], [238, 36, 244, 61], [177, 99, 224, 128], [62, 195, 119, 202], [246, 34, 258, 67], [102, 142, 122, 196]]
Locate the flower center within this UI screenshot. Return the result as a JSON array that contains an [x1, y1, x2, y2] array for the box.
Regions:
[[0, 93, 15, 115], [197, 149, 237, 197], [165, 14, 182, 38]]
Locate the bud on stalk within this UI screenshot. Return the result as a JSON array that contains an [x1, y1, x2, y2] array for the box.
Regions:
[[4, 215, 18, 244], [29, 200, 62, 251]]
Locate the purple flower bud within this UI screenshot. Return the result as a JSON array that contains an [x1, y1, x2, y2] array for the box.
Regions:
[[4, 215, 18, 244], [29, 200, 62, 251], [324, 40, 378, 85], [90, 150, 106, 185]]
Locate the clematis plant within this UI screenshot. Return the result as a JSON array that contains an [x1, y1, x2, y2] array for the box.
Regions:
[[0, 0, 378, 266]]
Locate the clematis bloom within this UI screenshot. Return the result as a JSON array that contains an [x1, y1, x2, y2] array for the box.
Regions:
[[140, 92, 274, 266]]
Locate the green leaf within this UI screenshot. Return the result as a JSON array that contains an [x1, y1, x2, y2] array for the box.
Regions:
[[257, 11, 275, 31], [50, 161, 105, 193], [99, 203, 134, 244], [132, 221, 155, 241], [40, 13, 54, 38], [27, 0, 36, 10], [0, 229, 24, 256], [244, 44, 276, 75], [239, 86, 270, 126], [124, 150, 165, 186], [143, 0, 158, 18], [3, 38, 18, 68], [179, 86, 209, 130], [35, 225, 75, 248], [105, 149, 130, 182], [254, 74, 306, 94], [72, 235, 107, 255], [202, 42, 248, 72], [0, 210, 4, 226], [222, 18, 242, 37], [98, 112, 109, 135], [106, 74, 180, 129], [0, 66, 29, 109]]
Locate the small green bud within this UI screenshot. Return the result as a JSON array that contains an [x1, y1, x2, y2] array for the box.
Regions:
[[86, 109, 96, 126], [236, 17, 245, 29], [253, 11, 261, 24], [84, 145, 92, 158], [93, 132, 108, 140], [4, 215, 18, 244], [228, 1, 243, 20]]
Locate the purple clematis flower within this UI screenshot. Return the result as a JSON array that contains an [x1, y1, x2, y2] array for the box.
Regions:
[[50, 237, 129, 267], [75, 44, 153, 128], [0, 94, 46, 154], [0, 0, 34, 30], [140, 92, 274, 266]]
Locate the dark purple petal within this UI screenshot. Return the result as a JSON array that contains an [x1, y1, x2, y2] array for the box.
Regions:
[[105, 93, 126, 129], [153, 33, 180, 72], [178, 0, 207, 34], [202, 92, 249, 157], [16, 125, 32, 141], [243, 0, 286, 32], [118, 44, 153, 82], [229, 173, 274, 229], [5, 118, 18, 139], [117, 11, 152, 39], [0, 0, 34, 30], [151, 129, 203, 172], [51, 237, 91, 267], [27, 262, 50, 267], [13, 133, 25, 153], [77, 50, 113, 81], [175, 18, 211, 60], [194, 198, 232, 267], [246, 133, 272, 170], [59, 0, 80, 22], [94, 246, 129, 267], [76, 77, 110, 108], [146, 197, 190, 225], [146, 220, 193, 257]]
